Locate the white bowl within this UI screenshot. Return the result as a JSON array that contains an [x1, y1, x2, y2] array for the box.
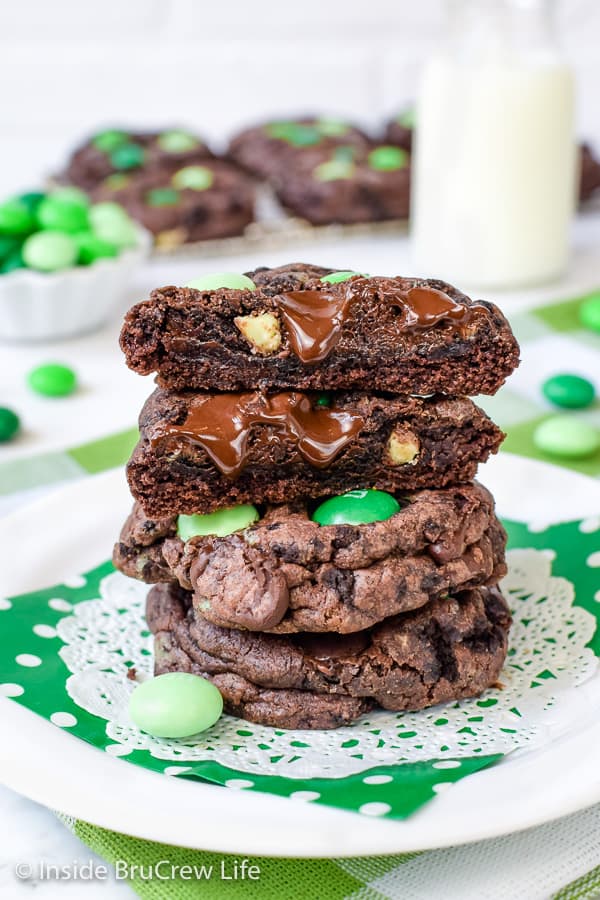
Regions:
[[0, 227, 151, 342]]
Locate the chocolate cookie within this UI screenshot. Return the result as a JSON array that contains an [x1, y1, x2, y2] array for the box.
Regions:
[[61, 128, 213, 192], [113, 482, 507, 634], [275, 145, 410, 225], [383, 110, 414, 152], [120, 272, 520, 395], [149, 582, 511, 728], [128, 391, 503, 516], [227, 117, 370, 179], [91, 161, 255, 245]]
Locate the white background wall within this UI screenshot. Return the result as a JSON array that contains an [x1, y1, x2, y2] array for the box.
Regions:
[[0, 0, 599, 197]]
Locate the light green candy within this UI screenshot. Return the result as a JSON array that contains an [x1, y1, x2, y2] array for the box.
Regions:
[[177, 505, 259, 540], [368, 146, 409, 171], [49, 187, 90, 208], [533, 416, 600, 459], [314, 159, 355, 181], [22, 232, 78, 272], [157, 130, 200, 153], [580, 294, 600, 334], [129, 673, 223, 738], [172, 166, 213, 191], [321, 271, 367, 284], [316, 119, 350, 137], [185, 273, 256, 291], [89, 203, 137, 248], [397, 108, 416, 128]]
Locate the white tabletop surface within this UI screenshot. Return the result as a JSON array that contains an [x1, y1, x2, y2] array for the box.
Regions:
[[1, 218, 600, 896]]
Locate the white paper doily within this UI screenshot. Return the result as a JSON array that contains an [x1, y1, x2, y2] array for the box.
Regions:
[[56, 549, 598, 779]]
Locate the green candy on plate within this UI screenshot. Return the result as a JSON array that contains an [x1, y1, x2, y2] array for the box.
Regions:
[[16, 191, 46, 213], [75, 232, 119, 265], [177, 505, 259, 540], [186, 273, 256, 291], [129, 673, 223, 738], [22, 232, 78, 272], [312, 489, 401, 526], [37, 196, 89, 234], [27, 363, 77, 397]]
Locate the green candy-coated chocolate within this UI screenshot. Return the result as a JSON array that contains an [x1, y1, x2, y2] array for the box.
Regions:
[[37, 196, 89, 234], [331, 146, 356, 163], [177, 505, 259, 540], [316, 392, 331, 407], [368, 145, 409, 171], [110, 143, 145, 170], [186, 272, 256, 291], [0, 235, 21, 261], [316, 119, 350, 137], [397, 108, 416, 128], [0, 407, 20, 442], [580, 294, 600, 334], [89, 204, 137, 248], [266, 122, 322, 147], [102, 174, 131, 192], [75, 232, 119, 265], [314, 159, 355, 182], [92, 130, 129, 152], [145, 187, 180, 208], [320, 270, 364, 284], [0, 248, 26, 273], [0, 200, 36, 236], [157, 130, 200, 153], [542, 374, 595, 409], [129, 672, 223, 738], [533, 416, 600, 459], [17, 191, 46, 212], [22, 232, 78, 272], [171, 166, 214, 191], [312, 489, 401, 526], [50, 187, 90, 208], [27, 363, 77, 397]]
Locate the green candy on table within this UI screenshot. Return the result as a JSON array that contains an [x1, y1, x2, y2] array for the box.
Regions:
[[314, 159, 355, 182], [37, 196, 89, 234], [177, 505, 259, 540], [542, 374, 595, 409], [129, 672, 223, 738], [27, 363, 77, 398], [368, 146, 409, 171], [22, 232, 78, 272], [171, 165, 214, 191], [0, 407, 20, 442], [312, 489, 401, 526], [0, 200, 36, 236], [533, 416, 600, 459], [92, 130, 129, 153], [320, 270, 366, 284], [157, 130, 200, 153], [580, 294, 600, 334], [109, 143, 145, 171], [16, 191, 46, 213], [74, 232, 119, 265], [145, 188, 180, 208], [186, 273, 256, 291]]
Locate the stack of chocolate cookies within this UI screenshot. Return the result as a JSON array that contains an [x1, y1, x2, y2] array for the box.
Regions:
[[114, 263, 520, 730]]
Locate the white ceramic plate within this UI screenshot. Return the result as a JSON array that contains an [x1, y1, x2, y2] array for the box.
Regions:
[[1, 453, 600, 857]]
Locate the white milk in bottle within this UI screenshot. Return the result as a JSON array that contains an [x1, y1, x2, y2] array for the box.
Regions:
[[411, 0, 577, 289]]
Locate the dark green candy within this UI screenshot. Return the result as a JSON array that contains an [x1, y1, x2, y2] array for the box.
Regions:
[[0, 407, 20, 442], [145, 188, 180, 208], [17, 192, 46, 212], [312, 489, 401, 526], [75, 232, 119, 265], [0, 200, 36, 236], [0, 235, 21, 261], [0, 247, 26, 273], [542, 374, 595, 409], [110, 143, 145, 170], [368, 146, 409, 171], [316, 393, 331, 407]]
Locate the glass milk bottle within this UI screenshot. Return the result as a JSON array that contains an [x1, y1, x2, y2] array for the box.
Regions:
[[411, 0, 577, 289]]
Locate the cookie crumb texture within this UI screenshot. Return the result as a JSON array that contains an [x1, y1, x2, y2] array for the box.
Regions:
[[119, 268, 519, 395], [113, 482, 507, 634], [127, 391, 504, 517], [148, 582, 511, 729]]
